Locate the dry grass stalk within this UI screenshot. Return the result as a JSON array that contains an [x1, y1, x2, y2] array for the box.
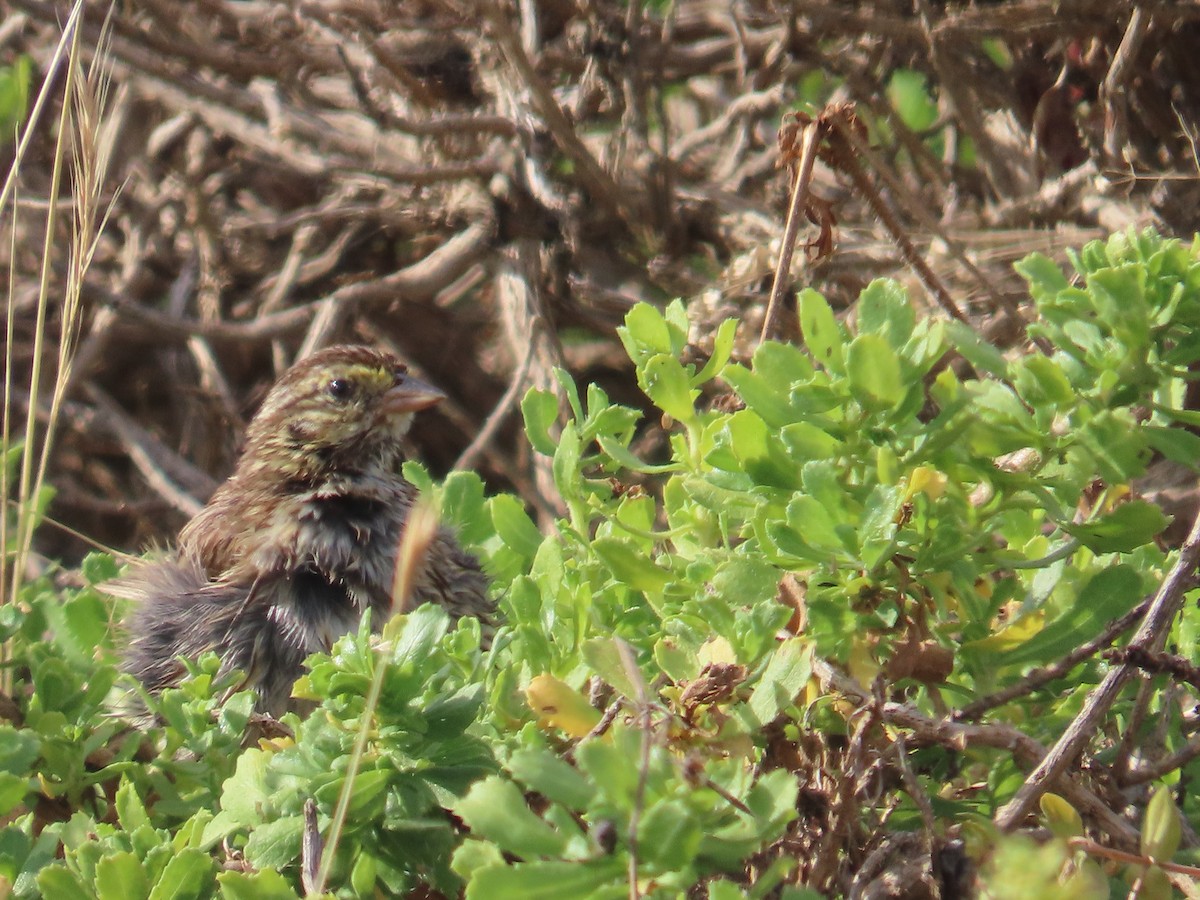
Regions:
[[312, 499, 440, 896], [2, 3, 116, 698]]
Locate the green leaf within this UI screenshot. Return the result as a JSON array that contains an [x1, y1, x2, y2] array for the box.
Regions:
[[902, 318, 948, 372], [708, 881, 748, 900], [81, 551, 121, 584], [210, 749, 272, 828], [442, 470, 492, 545], [584, 387, 641, 441], [857, 279, 915, 351], [576, 737, 639, 804], [148, 850, 215, 900], [554, 369, 584, 422], [597, 436, 677, 475], [401, 460, 433, 492], [1063, 501, 1169, 554], [456, 777, 567, 859], [619, 302, 679, 365], [552, 422, 583, 500], [1039, 794, 1083, 840], [43, 588, 111, 665], [711, 558, 780, 608], [507, 748, 595, 810], [390, 604, 451, 667], [581, 637, 642, 699], [96, 851, 151, 900], [639, 354, 698, 422], [314, 767, 388, 820], [779, 422, 841, 462], [638, 799, 701, 870], [654, 637, 699, 683], [887, 68, 938, 131], [0, 725, 38, 775], [522, 389, 561, 456], [773, 495, 848, 559], [722, 345, 812, 429], [693, 318, 738, 385], [592, 538, 670, 593], [217, 868, 301, 900], [799, 289, 844, 373], [1015, 252, 1070, 304], [244, 816, 303, 871], [1088, 266, 1150, 350], [745, 769, 800, 829], [1142, 786, 1182, 862], [0, 773, 28, 816], [36, 867, 94, 900], [1012, 355, 1075, 407], [116, 779, 152, 833], [945, 320, 1008, 379], [724, 410, 802, 489], [1074, 411, 1149, 483], [349, 853, 377, 897], [491, 494, 545, 561], [846, 334, 903, 409], [453, 839, 506, 881], [858, 484, 902, 569], [752, 341, 815, 385], [1139, 865, 1173, 900], [1143, 426, 1200, 470], [746, 639, 811, 727], [0, 56, 30, 140], [465, 858, 625, 900]]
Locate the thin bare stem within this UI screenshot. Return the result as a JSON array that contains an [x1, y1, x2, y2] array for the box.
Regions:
[[1070, 836, 1200, 879], [955, 598, 1149, 721], [1101, 7, 1153, 169], [815, 657, 1139, 847], [762, 121, 822, 344], [617, 637, 652, 900], [1123, 734, 1200, 788], [995, 505, 1200, 832], [453, 327, 538, 472], [824, 114, 968, 324]]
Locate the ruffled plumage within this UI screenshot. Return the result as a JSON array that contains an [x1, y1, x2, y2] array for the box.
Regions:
[[113, 345, 493, 715]]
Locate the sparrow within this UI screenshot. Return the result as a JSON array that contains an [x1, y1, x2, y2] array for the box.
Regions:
[[114, 345, 492, 715]]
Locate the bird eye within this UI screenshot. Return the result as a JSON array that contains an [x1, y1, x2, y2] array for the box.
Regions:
[[328, 378, 353, 401]]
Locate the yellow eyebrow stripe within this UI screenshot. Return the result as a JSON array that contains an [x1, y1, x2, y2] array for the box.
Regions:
[[342, 365, 392, 388]]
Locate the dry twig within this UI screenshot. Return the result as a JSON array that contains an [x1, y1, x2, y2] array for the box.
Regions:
[[995, 505, 1200, 832]]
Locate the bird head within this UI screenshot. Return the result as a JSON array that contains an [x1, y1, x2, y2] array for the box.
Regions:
[[240, 345, 445, 482]]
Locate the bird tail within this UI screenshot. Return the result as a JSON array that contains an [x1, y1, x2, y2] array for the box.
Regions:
[[110, 557, 246, 695]]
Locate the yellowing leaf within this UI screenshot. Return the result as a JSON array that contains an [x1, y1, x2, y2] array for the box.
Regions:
[[525, 675, 601, 737], [964, 611, 1045, 655], [698, 637, 737, 667], [1040, 793, 1083, 840], [847, 636, 880, 687], [906, 466, 948, 501]]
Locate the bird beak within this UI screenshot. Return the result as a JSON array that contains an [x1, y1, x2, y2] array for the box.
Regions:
[[383, 374, 445, 414]]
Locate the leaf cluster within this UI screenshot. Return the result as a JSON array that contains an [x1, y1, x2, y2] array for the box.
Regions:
[[4, 229, 1200, 896]]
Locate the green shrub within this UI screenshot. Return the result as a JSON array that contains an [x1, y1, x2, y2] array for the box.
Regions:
[[4, 228, 1200, 897]]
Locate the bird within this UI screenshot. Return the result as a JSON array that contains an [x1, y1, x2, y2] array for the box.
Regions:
[[113, 344, 492, 716]]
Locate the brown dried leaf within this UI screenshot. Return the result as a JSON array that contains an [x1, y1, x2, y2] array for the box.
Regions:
[[680, 661, 749, 710]]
